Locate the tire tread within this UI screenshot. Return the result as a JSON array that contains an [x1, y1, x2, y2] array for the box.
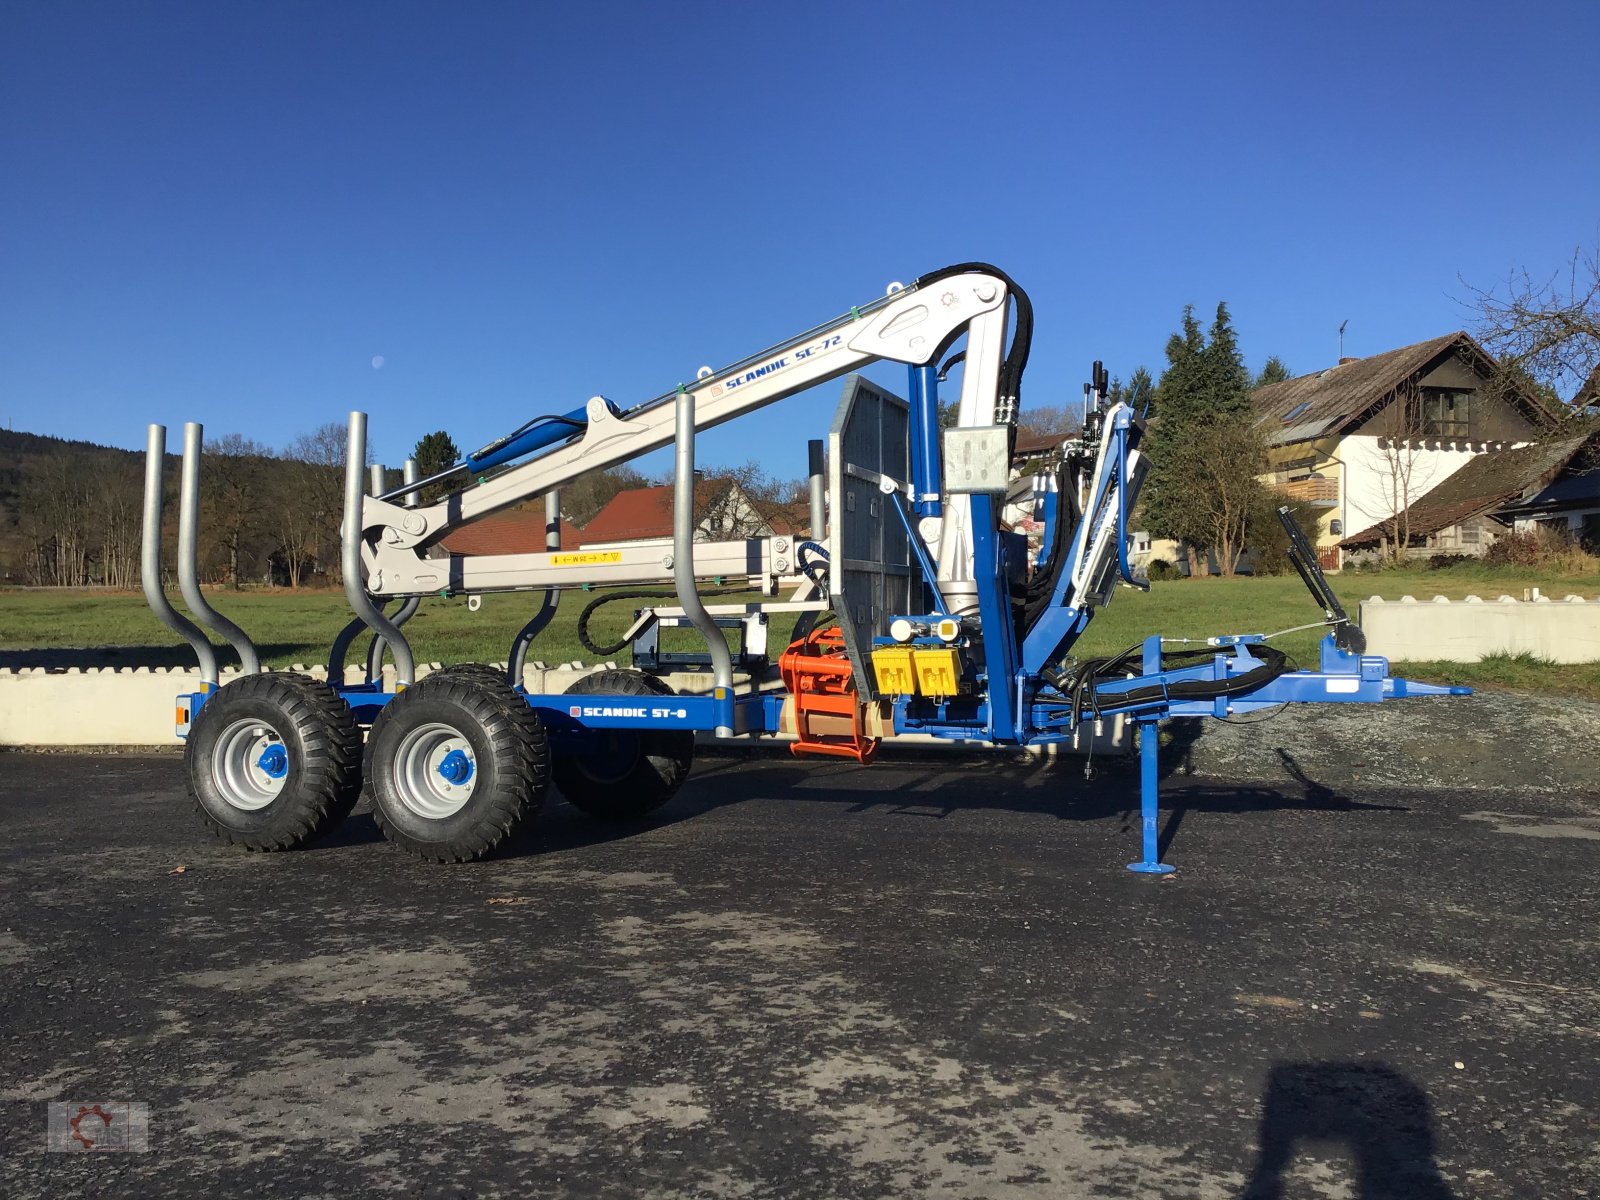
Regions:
[[187, 672, 362, 852], [364, 671, 548, 863]]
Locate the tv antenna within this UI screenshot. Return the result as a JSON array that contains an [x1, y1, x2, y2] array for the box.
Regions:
[[1338, 320, 1348, 360]]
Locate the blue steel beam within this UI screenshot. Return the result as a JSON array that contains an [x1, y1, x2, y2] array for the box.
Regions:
[[906, 364, 943, 517], [968, 493, 1021, 742]]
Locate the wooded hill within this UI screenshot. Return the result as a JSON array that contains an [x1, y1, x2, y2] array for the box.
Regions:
[[0, 424, 353, 588], [0, 424, 804, 589]]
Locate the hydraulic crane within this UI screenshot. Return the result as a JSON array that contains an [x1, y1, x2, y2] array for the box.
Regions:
[[140, 263, 1465, 871]]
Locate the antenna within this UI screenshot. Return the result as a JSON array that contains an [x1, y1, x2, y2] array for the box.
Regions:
[[1338, 320, 1348, 360]]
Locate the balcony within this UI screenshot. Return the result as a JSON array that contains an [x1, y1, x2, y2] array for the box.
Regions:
[[1273, 475, 1339, 505]]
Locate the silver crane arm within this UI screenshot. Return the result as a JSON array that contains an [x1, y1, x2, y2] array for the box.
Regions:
[[360, 272, 1015, 598]]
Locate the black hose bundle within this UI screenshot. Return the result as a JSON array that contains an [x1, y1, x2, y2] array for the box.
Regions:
[[576, 587, 744, 656], [1051, 641, 1292, 726], [1020, 458, 1078, 634], [912, 262, 1033, 421]]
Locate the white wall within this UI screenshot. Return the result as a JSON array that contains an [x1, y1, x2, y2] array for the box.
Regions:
[[1338, 434, 1491, 536], [1360, 594, 1600, 663], [0, 663, 1131, 753]]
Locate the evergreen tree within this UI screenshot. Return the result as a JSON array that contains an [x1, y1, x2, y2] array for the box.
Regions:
[[1200, 302, 1252, 418], [1140, 302, 1268, 574], [411, 430, 461, 503], [1154, 306, 1208, 427], [1126, 365, 1155, 414], [1107, 366, 1155, 414], [1254, 356, 1293, 389]]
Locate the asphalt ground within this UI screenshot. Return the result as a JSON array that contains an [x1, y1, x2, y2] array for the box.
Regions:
[[0, 748, 1596, 1198]]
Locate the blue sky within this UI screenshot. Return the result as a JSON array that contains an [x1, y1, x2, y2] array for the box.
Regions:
[[3, 1, 1596, 480]]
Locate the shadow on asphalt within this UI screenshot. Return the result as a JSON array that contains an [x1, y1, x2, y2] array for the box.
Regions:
[[0, 644, 299, 671], [1241, 1062, 1457, 1199], [402, 745, 1408, 863]]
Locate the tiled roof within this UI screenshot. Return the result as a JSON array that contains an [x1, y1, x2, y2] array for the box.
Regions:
[[1013, 429, 1074, 459], [1497, 468, 1600, 516], [440, 505, 578, 556], [580, 481, 722, 545], [1251, 332, 1533, 445], [1341, 435, 1593, 547]]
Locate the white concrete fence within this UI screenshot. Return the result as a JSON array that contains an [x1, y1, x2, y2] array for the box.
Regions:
[[0, 661, 1128, 754], [1359, 593, 1600, 664], [7, 595, 1594, 748]]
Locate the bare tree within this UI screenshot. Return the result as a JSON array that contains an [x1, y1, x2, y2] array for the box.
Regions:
[[1371, 380, 1428, 564], [281, 423, 350, 586], [1154, 413, 1267, 577], [18, 451, 94, 585], [202, 434, 274, 586], [96, 455, 143, 589], [1469, 243, 1600, 412], [1017, 402, 1082, 442], [692, 460, 801, 541]]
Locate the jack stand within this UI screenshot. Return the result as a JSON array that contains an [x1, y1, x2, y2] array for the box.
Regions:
[[1127, 718, 1175, 875]]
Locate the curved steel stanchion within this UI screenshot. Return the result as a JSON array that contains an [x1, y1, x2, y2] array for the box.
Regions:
[[674, 392, 734, 736], [508, 490, 561, 688], [355, 464, 419, 684], [142, 424, 220, 686], [342, 412, 414, 688], [326, 613, 367, 685], [366, 458, 423, 684], [178, 423, 261, 674]]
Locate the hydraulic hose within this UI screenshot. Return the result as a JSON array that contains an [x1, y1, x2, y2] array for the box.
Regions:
[[576, 586, 744, 657], [1053, 643, 1292, 725], [1021, 459, 1076, 632], [912, 262, 1033, 421]]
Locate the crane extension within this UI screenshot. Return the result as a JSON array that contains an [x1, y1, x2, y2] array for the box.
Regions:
[[138, 263, 1467, 872]]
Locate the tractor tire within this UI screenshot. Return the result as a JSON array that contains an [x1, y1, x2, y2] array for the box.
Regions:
[[186, 672, 362, 851], [428, 662, 516, 689], [553, 670, 695, 821], [364, 671, 548, 862]]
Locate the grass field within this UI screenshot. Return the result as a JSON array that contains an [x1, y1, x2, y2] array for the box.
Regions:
[[2, 563, 1598, 699]]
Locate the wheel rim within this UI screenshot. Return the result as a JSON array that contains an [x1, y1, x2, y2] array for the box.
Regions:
[[212, 718, 290, 811], [393, 722, 478, 819]]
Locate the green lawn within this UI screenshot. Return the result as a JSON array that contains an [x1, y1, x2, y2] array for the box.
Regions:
[[2, 564, 1597, 699], [0, 586, 734, 674], [1072, 567, 1600, 702]]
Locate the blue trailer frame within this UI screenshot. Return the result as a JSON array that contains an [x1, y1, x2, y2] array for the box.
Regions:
[[146, 264, 1467, 872]]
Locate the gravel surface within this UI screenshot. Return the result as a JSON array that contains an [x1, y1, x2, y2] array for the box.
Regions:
[[1169, 689, 1600, 796], [1, 742, 1596, 1197]]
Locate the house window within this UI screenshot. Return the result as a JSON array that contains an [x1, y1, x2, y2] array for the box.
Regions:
[[1283, 458, 1317, 481], [1422, 389, 1472, 436]]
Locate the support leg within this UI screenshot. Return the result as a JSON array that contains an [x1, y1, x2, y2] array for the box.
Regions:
[[1127, 718, 1175, 875]]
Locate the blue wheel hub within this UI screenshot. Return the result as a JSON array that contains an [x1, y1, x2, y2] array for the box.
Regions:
[[436, 748, 474, 786], [256, 744, 289, 779]]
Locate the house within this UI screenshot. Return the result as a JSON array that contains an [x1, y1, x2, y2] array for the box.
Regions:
[[1339, 434, 1596, 557], [577, 478, 813, 555], [1493, 432, 1600, 547], [440, 477, 812, 564], [440, 503, 579, 556], [1251, 332, 1554, 567]]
